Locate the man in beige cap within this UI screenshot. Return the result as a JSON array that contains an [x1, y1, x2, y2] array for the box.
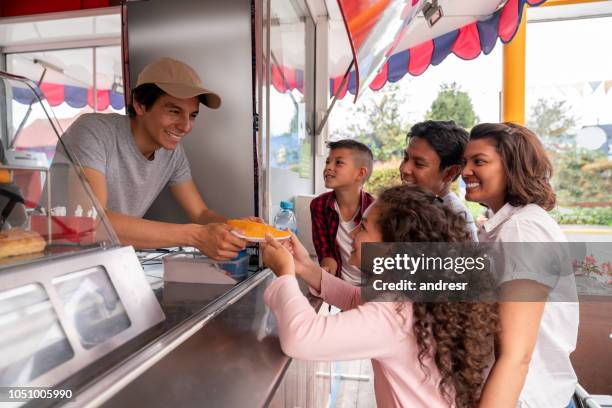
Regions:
[[59, 57, 248, 260]]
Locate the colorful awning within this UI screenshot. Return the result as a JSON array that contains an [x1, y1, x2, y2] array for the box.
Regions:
[[13, 82, 125, 110], [271, 64, 304, 95], [331, 0, 547, 99], [337, 0, 421, 101], [268, 0, 546, 99]]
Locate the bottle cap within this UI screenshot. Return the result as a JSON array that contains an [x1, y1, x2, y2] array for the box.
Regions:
[[280, 200, 294, 210]]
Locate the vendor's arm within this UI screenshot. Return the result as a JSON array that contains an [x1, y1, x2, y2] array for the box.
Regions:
[[170, 179, 225, 224], [478, 280, 548, 408], [83, 167, 246, 259]]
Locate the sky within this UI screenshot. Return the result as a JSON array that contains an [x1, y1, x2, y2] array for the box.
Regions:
[[525, 15, 612, 129]]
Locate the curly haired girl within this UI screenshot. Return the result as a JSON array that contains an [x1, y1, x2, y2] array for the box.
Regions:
[[262, 185, 499, 408]]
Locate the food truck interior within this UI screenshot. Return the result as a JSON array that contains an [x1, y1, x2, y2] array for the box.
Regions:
[[0, 0, 611, 407]]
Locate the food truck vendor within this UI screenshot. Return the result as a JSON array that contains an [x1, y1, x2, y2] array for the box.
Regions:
[[57, 57, 248, 260]]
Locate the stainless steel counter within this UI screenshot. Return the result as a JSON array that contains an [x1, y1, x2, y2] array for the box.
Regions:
[[62, 266, 321, 407]]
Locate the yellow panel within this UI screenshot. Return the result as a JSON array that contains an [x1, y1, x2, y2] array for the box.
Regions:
[[502, 7, 526, 125], [541, 0, 610, 7]]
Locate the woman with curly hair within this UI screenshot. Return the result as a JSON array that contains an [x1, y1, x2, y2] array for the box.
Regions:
[[462, 123, 579, 408], [262, 185, 499, 408]]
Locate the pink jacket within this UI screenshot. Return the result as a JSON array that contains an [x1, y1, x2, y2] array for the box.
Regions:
[[264, 272, 451, 408]]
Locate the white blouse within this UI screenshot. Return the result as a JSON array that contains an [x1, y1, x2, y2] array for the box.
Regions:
[[479, 203, 579, 408]]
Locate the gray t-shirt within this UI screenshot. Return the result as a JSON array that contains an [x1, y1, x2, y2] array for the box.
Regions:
[[442, 191, 478, 242], [59, 113, 191, 217]]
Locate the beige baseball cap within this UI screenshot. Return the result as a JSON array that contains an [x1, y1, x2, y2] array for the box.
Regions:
[[136, 57, 222, 109]]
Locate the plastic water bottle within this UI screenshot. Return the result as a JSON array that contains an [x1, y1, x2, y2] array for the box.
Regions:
[[274, 201, 297, 234]]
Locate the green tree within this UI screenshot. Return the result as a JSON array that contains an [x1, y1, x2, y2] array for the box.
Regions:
[[552, 148, 611, 206], [426, 82, 478, 128], [364, 165, 402, 197], [527, 98, 576, 138], [337, 83, 409, 162]]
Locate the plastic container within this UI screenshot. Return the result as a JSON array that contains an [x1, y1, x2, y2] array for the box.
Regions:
[[31, 215, 95, 244], [217, 250, 249, 281], [274, 200, 297, 234]]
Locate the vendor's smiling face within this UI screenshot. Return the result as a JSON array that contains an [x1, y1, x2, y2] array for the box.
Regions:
[[135, 94, 199, 151]]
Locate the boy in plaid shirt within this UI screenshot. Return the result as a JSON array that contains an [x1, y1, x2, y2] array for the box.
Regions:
[[310, 140, 374, 285]]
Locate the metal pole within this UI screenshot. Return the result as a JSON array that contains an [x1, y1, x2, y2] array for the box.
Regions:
[[314, 60, 353, 136], [46, 168, 51, 245], [12, 67, 48, 147], [93, 48, 98, 111]]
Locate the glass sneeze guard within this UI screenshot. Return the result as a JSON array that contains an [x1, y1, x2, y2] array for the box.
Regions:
[[0, 71, 119, 269], [0, 72, 164, 402]]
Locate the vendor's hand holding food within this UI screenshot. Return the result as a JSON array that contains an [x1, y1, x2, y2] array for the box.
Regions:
[[191, 223, 247, 260], [241, 216, 264, 223]]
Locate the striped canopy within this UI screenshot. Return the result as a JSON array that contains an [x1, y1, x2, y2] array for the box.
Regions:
[[270, 0, 547, 100], [12, 82, 125, 110]]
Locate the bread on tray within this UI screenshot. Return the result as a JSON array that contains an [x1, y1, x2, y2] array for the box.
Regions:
[[0, 228, 47, 259]]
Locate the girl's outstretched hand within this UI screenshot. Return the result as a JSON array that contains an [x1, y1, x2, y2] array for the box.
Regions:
[[282, 232, 318, 277], [262, 234, 295, 277]]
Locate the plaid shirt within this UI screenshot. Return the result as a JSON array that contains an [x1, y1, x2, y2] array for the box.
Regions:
[[310, 190, 375, 275]]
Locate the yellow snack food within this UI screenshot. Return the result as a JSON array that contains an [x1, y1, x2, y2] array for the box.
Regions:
[[227, 219, 291, 240]]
